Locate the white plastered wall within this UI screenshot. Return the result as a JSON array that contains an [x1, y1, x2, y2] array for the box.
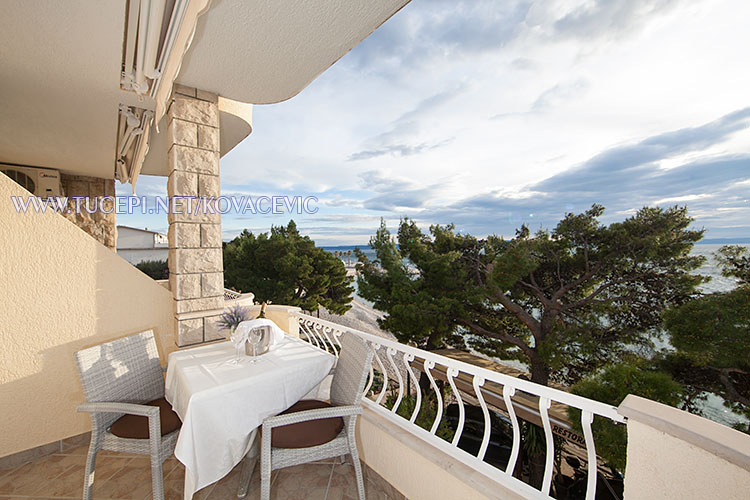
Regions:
[[0, 173, 175, 457], [356, 407, 526, 500], [624, 420, 750, 499]]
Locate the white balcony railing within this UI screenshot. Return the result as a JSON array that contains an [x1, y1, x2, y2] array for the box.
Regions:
[[223, 288, 242, 301], [292, 311, 627, 500]]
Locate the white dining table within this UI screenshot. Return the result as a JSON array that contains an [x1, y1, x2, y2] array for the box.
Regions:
[[165, 334, 336, 500]]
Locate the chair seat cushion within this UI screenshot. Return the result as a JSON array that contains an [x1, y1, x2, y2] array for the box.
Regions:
[[109, 398, 181, 439], [271, 400, 344, 449]]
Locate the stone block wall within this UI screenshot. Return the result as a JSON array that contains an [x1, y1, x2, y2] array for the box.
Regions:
[[167, 85, 225, 346], [59, 174, 116, 250]]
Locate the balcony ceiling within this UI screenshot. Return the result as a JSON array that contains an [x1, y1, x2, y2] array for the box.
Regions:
[[0, 1, 128, 178], [0, 0, 408, 180], [176, 0, 408, 105]]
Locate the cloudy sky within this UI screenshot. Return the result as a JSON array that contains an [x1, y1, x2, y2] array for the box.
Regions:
[[121, 0, 750, 245]]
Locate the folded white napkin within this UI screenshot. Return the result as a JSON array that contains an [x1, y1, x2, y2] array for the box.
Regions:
[[233, 319, 286, 347]]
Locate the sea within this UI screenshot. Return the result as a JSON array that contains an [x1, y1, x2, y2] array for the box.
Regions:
[[691, 243, 748, 293], [324, 242, 750, 427]]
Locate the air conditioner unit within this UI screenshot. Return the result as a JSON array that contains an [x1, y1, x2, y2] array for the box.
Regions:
[[0, 164, 62, 199]]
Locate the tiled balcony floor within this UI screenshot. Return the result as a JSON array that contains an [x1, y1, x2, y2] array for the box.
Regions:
[[0, 445, 396, 500]]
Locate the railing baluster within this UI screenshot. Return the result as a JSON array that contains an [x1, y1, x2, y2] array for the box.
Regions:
[[372, 344, 388, 405], [447, 367, 465, 447], [503, 385, 520, 476], [539, 396, 554, 496], [404, 353, 422, 423], [423, 360, 443, 435], [312, 324, 328, 350], [386, 348, 404, 414], [305, 321, 321, 349], [298, 320, 318, 348], [332, 331, 343, 352], [363, 350, 375, 397], [320, 326, 338, 356], [582, 410, 598, 500], [472, 375, 491, 460]]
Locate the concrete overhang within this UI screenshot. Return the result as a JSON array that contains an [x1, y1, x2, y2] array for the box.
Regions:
[[0, 0, 409, 182], [176, 0, 409, 105], [140, 95, 253, 176]]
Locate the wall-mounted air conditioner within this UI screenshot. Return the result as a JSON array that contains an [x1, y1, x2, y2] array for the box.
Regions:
[[0, 164, 62, 199]]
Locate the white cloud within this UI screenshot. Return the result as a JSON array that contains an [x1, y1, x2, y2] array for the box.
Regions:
[[119, 0, 750, 245], [652, 194, 712, 205]]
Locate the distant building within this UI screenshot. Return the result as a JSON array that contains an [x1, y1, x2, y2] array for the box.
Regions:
[[116, 226, 168, 265]]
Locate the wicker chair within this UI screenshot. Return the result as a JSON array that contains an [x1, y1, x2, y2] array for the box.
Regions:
[[74, 330, 181, 500], [260, 332, 374, 500]]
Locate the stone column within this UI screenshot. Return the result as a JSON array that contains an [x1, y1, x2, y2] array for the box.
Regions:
[[59, 174, 117, 249], [167, 86, 225, 346]]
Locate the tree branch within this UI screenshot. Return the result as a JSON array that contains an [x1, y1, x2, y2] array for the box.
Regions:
[[518, 277, 550, 306], [457, 318, 534, 359], [563, 266, 658, 312], [551, 261, 603, 303], [717, 368, 750, 408], [485, 276, 542, 338]]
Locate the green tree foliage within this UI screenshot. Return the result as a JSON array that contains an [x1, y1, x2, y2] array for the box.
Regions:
[[224, 221, 354, 314], [663, 245, 750, 421], [355, 220, 475, 350], [135, 259, 169, 280], [569, 362, 682, 470], [357, 206, 706, 387], [385, 393, 455, 442], [715, 245, 750, 285]]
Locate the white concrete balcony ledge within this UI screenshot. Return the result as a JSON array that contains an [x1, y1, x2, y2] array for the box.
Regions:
[[619, 395, 750, 500]]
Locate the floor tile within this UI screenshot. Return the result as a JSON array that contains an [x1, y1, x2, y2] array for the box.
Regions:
[[0, 454, 81, 496], [33, 454, 131, 499], [92, 456, 178, 500], [99, 449, 143, 458], [29, 455, 85, 498], [274, 463, 334, 493], [0, 451, 400, 500], [144, 462, 214, 500], [325, 486, 345, 500], [272, 486, 329, 500], [328, 463, 357, 489], [204, 461, 245, 499], [58, 445, 90, 456]]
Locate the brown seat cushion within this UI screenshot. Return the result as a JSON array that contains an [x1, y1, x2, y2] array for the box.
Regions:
[[271, 400, 344, 449], [109, 397, 181, 439]]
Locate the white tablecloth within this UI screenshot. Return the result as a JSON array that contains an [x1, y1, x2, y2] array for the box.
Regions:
[[165, 335, 335, 499]]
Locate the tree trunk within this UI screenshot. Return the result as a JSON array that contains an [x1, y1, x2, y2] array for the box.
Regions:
[[527, 449, 547, 490], [529, 352, 550, 386]]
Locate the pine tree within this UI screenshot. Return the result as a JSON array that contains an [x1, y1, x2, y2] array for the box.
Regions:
[[224, 221, 354, 314]]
